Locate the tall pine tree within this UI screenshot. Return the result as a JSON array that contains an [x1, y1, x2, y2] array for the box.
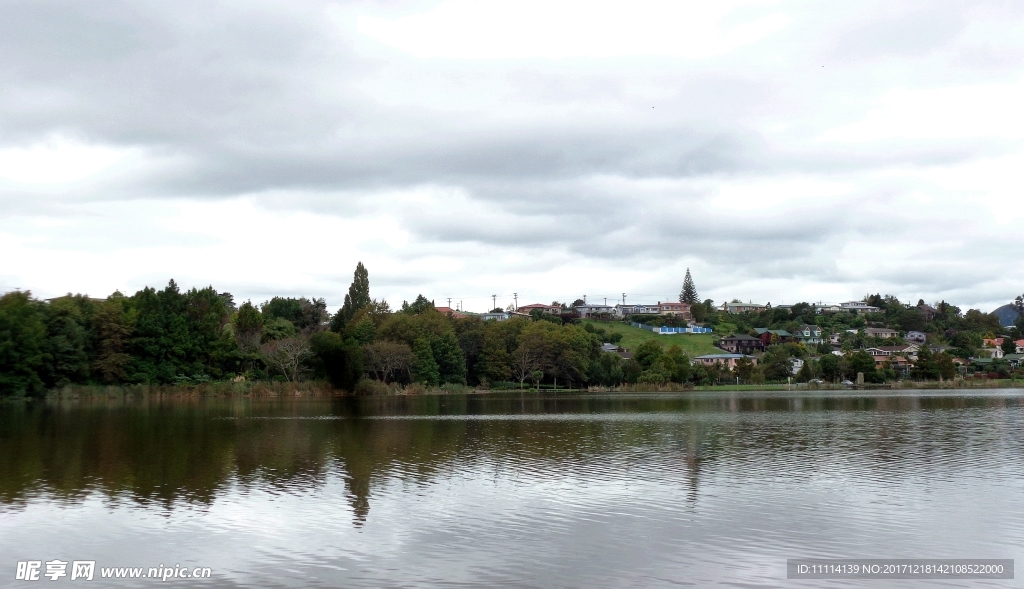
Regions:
[[679, 268, 699, 304], [334, 262, 370, 330]]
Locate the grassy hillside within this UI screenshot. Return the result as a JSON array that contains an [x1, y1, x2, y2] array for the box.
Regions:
[[581, 319, 723, 357]]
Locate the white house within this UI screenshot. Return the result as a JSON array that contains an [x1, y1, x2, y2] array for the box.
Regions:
[[575, 304, 615, 317], [840, 301, 882, 313], [721, 301, 767, 314], [979, 347, 1004, 359], [614, 304, 661, 316], [789, 358, 805, 375]]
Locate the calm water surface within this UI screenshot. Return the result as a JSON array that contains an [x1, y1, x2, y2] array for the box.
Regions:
[[1, 391, 1022, 588]]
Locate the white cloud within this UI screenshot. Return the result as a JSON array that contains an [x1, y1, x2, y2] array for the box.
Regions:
[[356, 0, 790, 60], [0, 137, 142, 186]]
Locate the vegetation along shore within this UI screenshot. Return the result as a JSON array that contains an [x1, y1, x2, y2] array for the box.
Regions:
[[2, 263, 1022, 398]]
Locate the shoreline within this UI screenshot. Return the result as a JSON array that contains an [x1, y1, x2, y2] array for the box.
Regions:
[[6, 378, 1020, 401]]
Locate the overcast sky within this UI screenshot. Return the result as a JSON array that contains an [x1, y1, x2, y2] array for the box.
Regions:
[[1, 0, 1022, 312]]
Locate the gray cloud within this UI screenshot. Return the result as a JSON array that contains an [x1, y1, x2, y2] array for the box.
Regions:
[[1, 0, 1022, 309]]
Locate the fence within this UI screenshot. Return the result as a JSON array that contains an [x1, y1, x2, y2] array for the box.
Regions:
[[631, 322, 712, 334]]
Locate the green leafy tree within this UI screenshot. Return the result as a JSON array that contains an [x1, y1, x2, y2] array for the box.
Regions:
[[634, 340, 663, 370], [232, 301, 263, 353], [935, 352, 957, 380], [431, 332, 467, 384], [411, 338, 440, 386], [679, 268, 699, 304], [476, 327, 512, 383], [346, 315, 377, 346], [263, 317, 297, 341], [126, 280, 232, 383], [912, 346, 939, 380], [819, 353, 841, 382], [734, 356, 756, 383], [622, 358, 642, 383], [848, 351, 878, 381], [401, 295, 435, 315], [795, 360, 813, 383], [690, 302, 707, 323], [689, 363, 713, 386], [589, 352, 624, 386], [1000, 338, 1017, 355], [638, 365, 669, 385], [0, 291, 47, 396], [262, 297, 327, 332], [663, 345, 692, 383]]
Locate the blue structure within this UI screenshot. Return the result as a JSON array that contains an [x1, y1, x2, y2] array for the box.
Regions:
[[631, 322, 712, 334]]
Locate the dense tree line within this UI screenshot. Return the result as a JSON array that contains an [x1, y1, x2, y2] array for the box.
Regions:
[[0, 265, 715, 397], [3, 266, 1020, 396]]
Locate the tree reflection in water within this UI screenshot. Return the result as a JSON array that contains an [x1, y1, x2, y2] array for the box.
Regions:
[[1, 392, 1018, 526]]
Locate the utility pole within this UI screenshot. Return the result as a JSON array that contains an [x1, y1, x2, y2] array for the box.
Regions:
[[584, 294, 587, 304], [447, 297, 452, 308], [604, 297, 607, 306], [513, 292, 518, 311], [622, 293, 626, 305], [492, 294, 497, 310]]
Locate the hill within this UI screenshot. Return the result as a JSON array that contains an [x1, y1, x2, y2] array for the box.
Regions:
[[994, 304, 1021, 327], [581, 319, 722, 357]]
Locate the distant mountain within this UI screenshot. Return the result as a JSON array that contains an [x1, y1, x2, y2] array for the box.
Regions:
[[994, 304, 1021, 327]]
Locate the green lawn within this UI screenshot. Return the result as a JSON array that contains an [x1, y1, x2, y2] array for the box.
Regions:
[[581, 319, 723, 357]]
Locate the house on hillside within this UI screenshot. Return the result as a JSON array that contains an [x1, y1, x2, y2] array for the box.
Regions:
[[575, 303, 615, 318], [721, 301, 768, 313], [794, 324, 823, 345], [692, 354, 757, 369], [615, 304, 662, 316], [517, 303, 560, 315], [829, 333, 842, 345], [481, 311, 510, 321], [979, 347, 1004, 359], [865, 347, 913, 370], [864, 327, 898, 339], [435, 306, 468, 319], [658, 301, 692, 319], [1017, 340, 1024, 354], [877, 344, 919, 361], [718, 334, 765, 354], [1005, 353, 1023, 368], [840, 301, 882, 313], [754, 328, 795, 345]]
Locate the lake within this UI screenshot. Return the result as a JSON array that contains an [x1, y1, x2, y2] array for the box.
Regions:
[[1, 391, 1022, 588]]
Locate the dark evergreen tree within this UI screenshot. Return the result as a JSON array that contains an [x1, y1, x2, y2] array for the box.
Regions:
[[310, 331, 363, 391], [337, 262, 370, 328], [0, 291, 47, 396], [41, 296, 92, 387], [679, 268, 699, 304]]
